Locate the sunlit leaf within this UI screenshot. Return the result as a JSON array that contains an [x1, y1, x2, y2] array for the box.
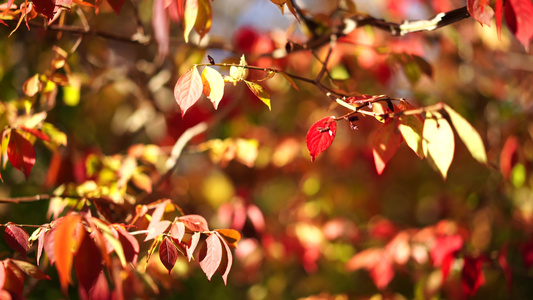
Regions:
[[467, 0, 494, 26], [280, 72, 299, 91], [180, 215, 209, 232], [116, 227, 139, 265], [215, 229, 241, 248], [244, 81, 271, 110], [187, 232, 201, 261], [183, 0, 198, 43], [398, 115, 424, 159], [170, 221, 186, 242], [8, 259, 50, 280], [7, 130, 35, 180], [227, 55, 249, 84], [505, 0, 533, 50], [201, 66, 225, 109], [215, 232, 233, 285], [194, 0, 212, 40], [423, 112, 455, 179], [54, 214, 81, 295], [199, 234, 223, 281], [159, 237, 178, 274], [306, 116, 337, 161], [373, 118, 403, 175], [174, 66, 203, 116], [444, 104, 487, 164], [74, 230, 103, 298]]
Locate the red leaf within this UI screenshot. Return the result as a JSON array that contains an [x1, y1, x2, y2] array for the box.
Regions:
[[107, 0, 126, 14], [306, 116, 337, 161], [153, 0, 170, 57], [430, 234, 463, 281], [215, 232, 233, 285], [505, 0, 533, 50], [498, 244, 512, 291], [372, 118, 403, 174], [496, 0, 504, 38], [43, 228, 56, 265], [4, 225, 29, 258], [9, 259, 50, 280], [180, 214, 209, 232], [187, 232, 201, 261], [467, 0, 494, 26], [32, 0, 56, 19], [75, 232, 104, 299], [520, 236, 533, 268], [170, 221, 185, 242], [37, 229, 45, 265], [461, 256, 485, 297], [0, 263, 4, 290], [20, 126, 50, 141], [199, 234, 223, 281], [500, 136, 519, 180], [159, 237, 178, 274], [144, 220, 171, 241], [54, 214, 82, 295], [2, 260, 25, 295], [369, 256, 394, 290], [116, 227, 139, 265], [7, 130, 36, 180], [174, 66, 203, 116]]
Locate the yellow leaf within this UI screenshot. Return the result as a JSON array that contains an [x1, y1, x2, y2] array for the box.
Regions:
[[194, 0, 212, 41], [183, 0, 199, 43], [443, 104, 487, 164], [423, 112, 455, 179], [228, 55, 249, 83], [244, 81, 271, 110], [201, 66, 225, 109], [280, 71, 299, 91], [235, 138, 259, 167], [398, 115, 424, 159]]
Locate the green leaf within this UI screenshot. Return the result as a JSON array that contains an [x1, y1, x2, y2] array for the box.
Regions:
[[423, 112, 455, 179], [244, 80, 271, 110], [443, 104, 487, 164]]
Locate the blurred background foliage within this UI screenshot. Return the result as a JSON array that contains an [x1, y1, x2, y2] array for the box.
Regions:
[[1, 0, 533, 299]]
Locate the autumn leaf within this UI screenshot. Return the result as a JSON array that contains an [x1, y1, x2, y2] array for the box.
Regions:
[[32, 0, 56, 20], [215, 229, 242, 248], [75, 230, 103, 299], [54, 214, 82, 295], [159, 237, 178, 274], [505, 0, 533, 50], [8, 259, 50, 280], [244, 81, 271, 110], [194, 0, 212, 41], [280, 72, 299, 91], [7, 130, 36, 180], [153, 0, 170, 57], [306, 116, 337, 161], [215, 232, 233, 285], [187, 232, 201, 261], [199, 234, 223, 281], [183, 0, 198, 43], [4, 225, 29, 258], [116, 227, 139, 265], [461, 256, 486, 297], [201, 66, 225, 109], [20, 126, 49, 142], [398, 115, 424, 159], [179, 215, 209, 232], [500, 136, 519, 180], [444, 104, 487, 164], [423, 112, 455, 179], [372, 118, 403, 175], [107, 0, 126, 14], [170, 221, 186, 242], [174, 66, 203, 116], [226, 55, 249, 84], [467, 0, 495, 26], [430, 234, 463, 281]]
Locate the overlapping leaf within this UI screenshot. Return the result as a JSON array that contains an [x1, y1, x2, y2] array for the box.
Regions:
[[444, 104, 487, 164], [174, 66, 203, 116], [423, 112, 455, 179], [505, 0, 533, 50], [201, 66, 225, 109], [373, 118, 403, 174], [199, 234, 223, 281], [467, 0, 494, 26]]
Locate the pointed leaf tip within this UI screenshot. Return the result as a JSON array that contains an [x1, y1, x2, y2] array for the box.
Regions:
[[444, 105, 487, 164], [423, 112, 455, 179], [306, 117, 337, 161], [174, 67, 203, 116]]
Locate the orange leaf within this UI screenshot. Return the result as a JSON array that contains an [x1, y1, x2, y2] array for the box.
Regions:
[[53, 214, 81, 295], [7, 130, 36, 180], [373, 118, 403, 174], [215, 229, 241, 248]]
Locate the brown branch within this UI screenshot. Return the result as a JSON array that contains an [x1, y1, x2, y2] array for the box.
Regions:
[[0, 194, 122, 206]]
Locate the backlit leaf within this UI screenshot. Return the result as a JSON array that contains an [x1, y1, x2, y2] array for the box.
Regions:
[[75, 230, 103, 298], [145, 220, 171, 241], [467, 0, 494, 26], [280, 72, 299, 91], [499, 136, 519, 180], [199, 234, 223, 281], [174, 66, 203, 116], [183, 0, 198, 43], [306, 116, 337, 161], [180, 215, 209, 232], [444, 104, 487, 164], [423, 112, 455, 179], [215, 229, 241, 248], [215, 232, 233, 285], [398, 115, 424, 159], [54, 214, 81, 295], [244, 81, 271, 110], [201, 66, 225, 109], [170, 221, 186, 242], [373, 118, 403, 175], [153, 0, 170, 57], [505, 0, 533, 50], [4, 225, 29, 258], [20, 126, 49, 141], [194, 0, 212, 40], [461, 256, 486, 297], [159, 237, 178, 274], [227, 55, 249, 84], [7, 130, 36, 180], [187, 232, 201, 261]]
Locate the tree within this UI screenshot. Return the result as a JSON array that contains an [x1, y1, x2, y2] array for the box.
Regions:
[[0, 0, 532, 298]]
